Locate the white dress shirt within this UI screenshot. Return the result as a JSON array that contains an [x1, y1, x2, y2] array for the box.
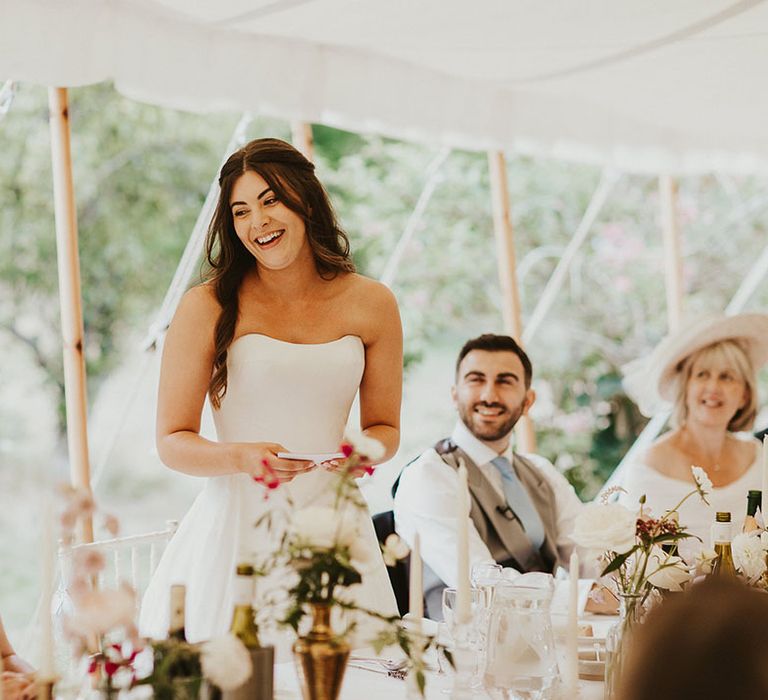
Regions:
[[394, 420, 584, 588]]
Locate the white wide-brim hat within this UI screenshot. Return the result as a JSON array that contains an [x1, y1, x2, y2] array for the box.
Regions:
[[622, 313, 768, 417]]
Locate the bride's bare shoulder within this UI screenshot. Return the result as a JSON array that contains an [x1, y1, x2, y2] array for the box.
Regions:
[[173, 283, 221, 327]]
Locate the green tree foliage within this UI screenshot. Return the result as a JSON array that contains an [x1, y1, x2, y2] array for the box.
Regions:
[[2, 82, 767, 491], [0, 83, 240, 433]]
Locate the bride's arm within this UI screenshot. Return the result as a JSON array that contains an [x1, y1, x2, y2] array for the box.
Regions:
[[357, 281, 403, 463], [156, 285, 311, 481]]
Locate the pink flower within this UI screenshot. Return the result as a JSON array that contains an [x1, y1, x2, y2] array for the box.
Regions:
[[73, 548, 106, 576], [103, 514, 120, 537]]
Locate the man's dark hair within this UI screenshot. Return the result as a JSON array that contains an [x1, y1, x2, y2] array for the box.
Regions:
[[455, 334, 533, 388]]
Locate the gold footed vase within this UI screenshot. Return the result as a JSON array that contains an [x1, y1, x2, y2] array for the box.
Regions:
[[293, 603, 350, 700]]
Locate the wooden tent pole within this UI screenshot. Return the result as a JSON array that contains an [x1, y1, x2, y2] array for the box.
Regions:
[[291, 121, 314, 161], [48, 87, 93, 544], [660, 175, 684, 332], [487, 151, 536, 452]]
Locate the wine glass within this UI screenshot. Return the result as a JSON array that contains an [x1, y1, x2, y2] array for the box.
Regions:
[[471, 561, 503, 607]]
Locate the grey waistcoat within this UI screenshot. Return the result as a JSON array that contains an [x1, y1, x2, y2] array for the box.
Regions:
[[421, 438, 561, 619]]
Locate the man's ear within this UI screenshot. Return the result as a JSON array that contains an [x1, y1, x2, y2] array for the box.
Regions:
[[521, 388, 536, 416], [450, 385, 458, 407]]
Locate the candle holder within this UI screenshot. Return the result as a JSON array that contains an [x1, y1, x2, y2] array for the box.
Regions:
[[449, 619, 475, 700]]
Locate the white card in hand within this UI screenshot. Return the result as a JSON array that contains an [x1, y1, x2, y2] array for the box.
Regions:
[[276, 452, 346, 463]]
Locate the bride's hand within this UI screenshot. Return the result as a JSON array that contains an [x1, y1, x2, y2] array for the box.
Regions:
[[233, 443, 314, 485], [2, 672, 36, 700], [321, 458, 375, 478]]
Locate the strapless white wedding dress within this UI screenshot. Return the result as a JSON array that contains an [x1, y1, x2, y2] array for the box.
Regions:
[[139, 334, 398, 644]]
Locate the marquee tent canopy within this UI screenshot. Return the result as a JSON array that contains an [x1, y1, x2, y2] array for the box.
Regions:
[[3, 0, 768, 174]]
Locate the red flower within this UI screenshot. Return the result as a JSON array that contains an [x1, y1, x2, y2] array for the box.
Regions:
[[364, 466, 375, 476], [341, 443, 354, 458], [104, 661, 119, 677]]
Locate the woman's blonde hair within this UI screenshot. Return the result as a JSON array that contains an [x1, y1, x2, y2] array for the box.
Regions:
[[670, 339, 757, 432]]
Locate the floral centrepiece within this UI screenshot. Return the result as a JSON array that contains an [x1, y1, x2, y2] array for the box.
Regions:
[[575, 467, 711, 602], [56, 485, 143, 697], [257, 432, 439, 698], [575, 468, 711, 698]]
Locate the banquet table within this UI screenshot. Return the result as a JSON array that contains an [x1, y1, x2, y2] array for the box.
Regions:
[[274, 610, 614, 700], [274, 662, 605, 699]]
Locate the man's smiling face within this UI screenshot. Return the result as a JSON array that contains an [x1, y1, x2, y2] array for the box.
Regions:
[[452, 349, 534, 444]]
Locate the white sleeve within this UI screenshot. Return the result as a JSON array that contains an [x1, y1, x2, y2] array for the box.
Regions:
[[520, 453, 586, 570], [394, 449, 494, 588]]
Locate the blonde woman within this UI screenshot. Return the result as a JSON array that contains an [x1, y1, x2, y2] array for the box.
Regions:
[[621, 314, 768, 560]]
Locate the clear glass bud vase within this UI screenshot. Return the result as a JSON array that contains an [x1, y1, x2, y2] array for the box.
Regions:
[[604, 593, 644, 700]]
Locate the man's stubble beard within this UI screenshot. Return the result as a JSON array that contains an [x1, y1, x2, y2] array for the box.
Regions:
[[458, 400, 525, 443]]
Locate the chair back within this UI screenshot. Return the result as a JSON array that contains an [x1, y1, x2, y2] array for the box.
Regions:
[[372, 510, 411, 617]]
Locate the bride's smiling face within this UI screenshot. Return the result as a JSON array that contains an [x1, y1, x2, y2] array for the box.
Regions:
[[230, 170, 310, 271]]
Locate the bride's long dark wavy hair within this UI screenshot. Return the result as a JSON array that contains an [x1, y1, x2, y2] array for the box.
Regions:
[[204, 138, 355, 408]]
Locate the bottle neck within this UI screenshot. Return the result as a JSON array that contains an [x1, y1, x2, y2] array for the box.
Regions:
[[712, 521, 732, 544], [747, 496, 761, 518], [169, 585, 186, 640], [233, 574, 255, 606]]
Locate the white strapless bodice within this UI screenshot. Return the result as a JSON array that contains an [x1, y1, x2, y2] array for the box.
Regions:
[[212, 333, 363, 449], [139, 334, 397, 644]]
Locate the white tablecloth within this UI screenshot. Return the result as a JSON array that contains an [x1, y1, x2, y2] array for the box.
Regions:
[[273, 610, 617, 699], [275, 663, 604, 699]]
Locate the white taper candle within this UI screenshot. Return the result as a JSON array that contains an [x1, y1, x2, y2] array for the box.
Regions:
[[409, 532, 423, 623], [762, 436, 768, 524], [456, 461, 471, 624], [39, 497, 56, 679], [566, 551, 580, 695]]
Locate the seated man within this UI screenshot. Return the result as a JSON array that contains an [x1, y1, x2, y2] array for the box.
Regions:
[[394, 333, 584, 618]]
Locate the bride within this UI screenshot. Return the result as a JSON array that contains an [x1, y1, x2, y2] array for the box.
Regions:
[[139, 138, 402, 642]]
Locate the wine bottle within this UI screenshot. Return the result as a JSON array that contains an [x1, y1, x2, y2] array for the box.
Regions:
[[230, 564, 260, 648], [742, 490, 762, 533], [711, 512, 737, 577], [223, 564, 274, 700], [168, 584, 187, 641]]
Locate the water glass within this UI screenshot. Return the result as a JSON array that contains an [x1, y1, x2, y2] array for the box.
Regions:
[[483, 575, 558, 699]]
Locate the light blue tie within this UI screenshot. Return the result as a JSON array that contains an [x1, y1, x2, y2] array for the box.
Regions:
[[491, 456, 546, 551]]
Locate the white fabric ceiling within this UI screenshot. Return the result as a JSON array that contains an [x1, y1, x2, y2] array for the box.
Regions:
[[2, 0, 768, 173]]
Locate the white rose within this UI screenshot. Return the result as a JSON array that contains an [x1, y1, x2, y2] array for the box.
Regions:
[[344, 429, 386, 462], [732, 532, 768, 581], [200, 634, 252, 691], [572, 503, 637, 554], [381, 533, 410, 567], [645, 547, 691, 591]]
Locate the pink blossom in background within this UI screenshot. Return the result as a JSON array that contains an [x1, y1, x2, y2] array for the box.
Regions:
[[103, 514, 120, 537], [614, 275, 633, 293], [595, 223, 645, 266], [73, 548, 106, 576]]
